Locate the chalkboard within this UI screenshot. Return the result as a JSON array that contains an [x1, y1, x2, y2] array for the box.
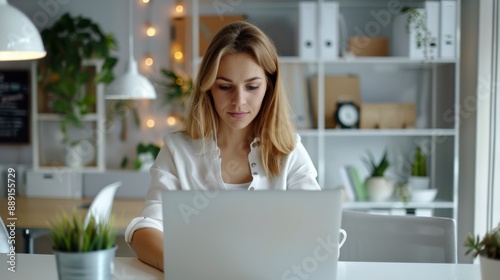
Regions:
[[0, 70, 30, 144]]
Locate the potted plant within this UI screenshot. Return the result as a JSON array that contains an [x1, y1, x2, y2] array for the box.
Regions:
[[120, 142, 161, 171], [408, 145, 430, 189], [362, 150, 393, 202], [38, 13, 118, 165], [465, 223, 500, 280], [48, 209, 117, 280]]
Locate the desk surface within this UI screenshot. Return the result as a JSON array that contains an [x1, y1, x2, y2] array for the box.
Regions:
[[0, 254, 481, 280], [0, 197, 144, 229]]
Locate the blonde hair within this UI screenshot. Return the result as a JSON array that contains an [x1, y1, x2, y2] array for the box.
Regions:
[[184, 21, 295, 179]]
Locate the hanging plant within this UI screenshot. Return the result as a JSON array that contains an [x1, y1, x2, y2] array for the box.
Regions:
[[401, 7, 432, 60], [38, 13, 118, 145]]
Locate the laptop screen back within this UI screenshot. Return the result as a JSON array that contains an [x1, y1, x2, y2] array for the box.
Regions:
[[162, 189, 343, 280]]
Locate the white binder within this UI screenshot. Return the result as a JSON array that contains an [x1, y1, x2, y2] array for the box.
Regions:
[[393, 10, 424, 58], [440, 0, 457, 59], [298, 2, 316, 59], [320, 2, 339, 60], [424, 1, 440, 60]]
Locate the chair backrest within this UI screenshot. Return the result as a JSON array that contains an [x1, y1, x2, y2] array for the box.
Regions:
[[84, 181, 122, 227], [0, 216, 10, 253], [340, 211, 457, 263]]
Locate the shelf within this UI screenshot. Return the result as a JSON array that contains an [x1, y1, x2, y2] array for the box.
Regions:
[[298, 129, 456, 137], [343, 200, 455, 209], [37, 113, 100, 121], [279, 56, 457, 65]]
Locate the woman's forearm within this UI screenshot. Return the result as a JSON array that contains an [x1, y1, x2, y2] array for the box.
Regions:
[[129, 228, 164, 271]]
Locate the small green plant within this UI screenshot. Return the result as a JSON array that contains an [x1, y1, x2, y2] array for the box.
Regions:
[[157, 69, 193, 107], [363, 150, 390, 177], [465, 223, 500, 260], [48, 209, 116, 252], [411, 146, 427, 177]]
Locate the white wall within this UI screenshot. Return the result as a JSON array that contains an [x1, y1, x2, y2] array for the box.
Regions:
[[0, 0, 182, 169]]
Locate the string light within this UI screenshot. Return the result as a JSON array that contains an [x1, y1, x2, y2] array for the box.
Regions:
[[166, 116, 177, 126], [174, 51, 183, 60], [145, 54, 154, 66], [175, 3, 184, 13], [146, 119, 155, 128], [146, 24, 156, 37]]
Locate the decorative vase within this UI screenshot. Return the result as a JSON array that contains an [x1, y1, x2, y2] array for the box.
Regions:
[[479, 255, 500, 280], [65, 141, 95, 168], [54, 246, 117, 280], [408, 176, 430, 190], [366, 177, 393, 202]]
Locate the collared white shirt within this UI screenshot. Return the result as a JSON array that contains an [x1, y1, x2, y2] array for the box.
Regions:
[[125, 131, 321, 243]]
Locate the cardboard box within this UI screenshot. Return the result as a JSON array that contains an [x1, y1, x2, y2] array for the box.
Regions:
[[171, 15, 246, 58], [311, 75, 361, 128], [349, 37, 389, 57], [199, 16, 246, 56], [360, 103, 416, 129]]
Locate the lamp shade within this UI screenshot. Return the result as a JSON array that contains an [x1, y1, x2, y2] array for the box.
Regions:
[[105, 58, 157, 99], [0, 0, 46, 61]]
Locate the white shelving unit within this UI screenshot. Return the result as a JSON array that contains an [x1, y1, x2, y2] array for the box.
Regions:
[[185, 0, 460, 219], [31, 59, 106, 172]]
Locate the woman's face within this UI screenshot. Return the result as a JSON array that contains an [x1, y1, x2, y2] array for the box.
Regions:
[[210, 52, 267, 133]]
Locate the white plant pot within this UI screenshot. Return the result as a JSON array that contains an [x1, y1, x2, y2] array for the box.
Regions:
[[65, 141, 95, 168], [480, 256, 500, 280], [408, 176, 430, 190], [366, 177, 393, 202]]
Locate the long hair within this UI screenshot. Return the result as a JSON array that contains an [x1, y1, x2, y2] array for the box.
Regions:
[[184, 21, 295, 179]]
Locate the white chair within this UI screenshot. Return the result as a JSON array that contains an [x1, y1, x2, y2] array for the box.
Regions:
[[0, 216, 10, 253], [83, 181, 122, 227], [340, 211, 457, 263]]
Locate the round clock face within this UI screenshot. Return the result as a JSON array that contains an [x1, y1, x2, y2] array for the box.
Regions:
[[338, 104, 359, 127]]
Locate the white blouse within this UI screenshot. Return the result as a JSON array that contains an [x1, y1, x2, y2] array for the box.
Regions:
[[124, 131, 321, 243]]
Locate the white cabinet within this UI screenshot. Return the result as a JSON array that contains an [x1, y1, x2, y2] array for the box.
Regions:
[[31, 59, 106, 172], [184, 0, 460, 219]]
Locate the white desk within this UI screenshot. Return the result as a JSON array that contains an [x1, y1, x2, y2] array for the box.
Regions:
[[0, 254, 480, 280]]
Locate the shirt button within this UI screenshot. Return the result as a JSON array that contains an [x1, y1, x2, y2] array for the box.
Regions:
[[251, 163, 256, 168], [249, 187, 255, 190], [253, 172, 258, 175]]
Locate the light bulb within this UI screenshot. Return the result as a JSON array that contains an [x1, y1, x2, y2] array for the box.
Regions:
[[146, 119, 155, 128], [145, 56, 154, 66], [167, 116, 177, 126], [174, 51, 183, 60], [175, 4, 184, 13], [142, 0, 150, 3], [146, 25, 156, 37]]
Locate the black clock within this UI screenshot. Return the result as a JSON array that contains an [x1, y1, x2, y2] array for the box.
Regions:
[[334, 101, 360, 129]]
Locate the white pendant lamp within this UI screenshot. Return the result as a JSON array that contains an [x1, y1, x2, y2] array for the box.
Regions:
[[106, 0, 156, 99], [0, 0, 46, 61]]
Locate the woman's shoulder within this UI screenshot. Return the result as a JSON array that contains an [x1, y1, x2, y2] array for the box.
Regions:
[[163, 131, 190, 144]]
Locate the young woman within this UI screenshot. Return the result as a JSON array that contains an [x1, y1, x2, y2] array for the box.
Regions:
[[125, 21, 321, 271]]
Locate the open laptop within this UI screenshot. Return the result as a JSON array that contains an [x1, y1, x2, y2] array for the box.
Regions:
[[162, 189, 343, 280]]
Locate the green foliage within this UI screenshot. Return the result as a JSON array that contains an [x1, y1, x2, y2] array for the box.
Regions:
[[465, 223, 500, 260], [157, 69, 193, 106], [411, 146, 427, 176], [38, 13, 118, 144], [48, 209, 116, 252], [401, 7, 432, 59], [363, 150, 390, 177]]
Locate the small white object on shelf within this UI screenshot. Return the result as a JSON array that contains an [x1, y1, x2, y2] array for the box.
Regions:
[[411, 188, 438, 202]]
